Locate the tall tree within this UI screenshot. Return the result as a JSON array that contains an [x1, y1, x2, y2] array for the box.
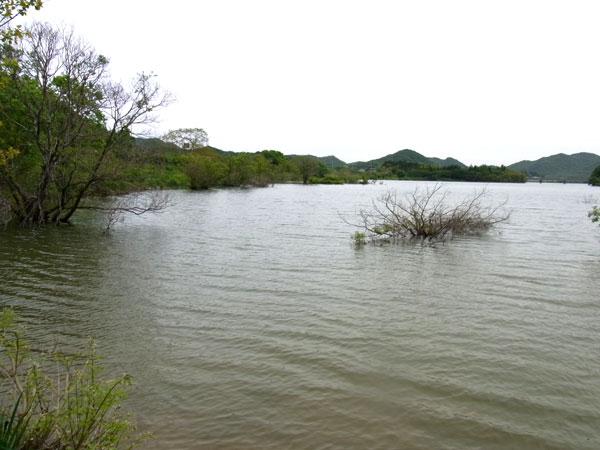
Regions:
[[0, 22, 171, 225], [293, 155, 319, 184], [162, 127, 208, 150]]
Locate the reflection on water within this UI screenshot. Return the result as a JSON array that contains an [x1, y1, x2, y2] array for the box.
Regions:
[[1, 181, 600, 449]]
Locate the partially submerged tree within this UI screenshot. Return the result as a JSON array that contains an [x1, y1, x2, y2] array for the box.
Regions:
[[346, 184, 509, 244], [182, 153, 227, 189], [0, 22, 171, 225], [589, 205, 600, 225], [293, 155, 319, 184], [181, 150, 293, 190]]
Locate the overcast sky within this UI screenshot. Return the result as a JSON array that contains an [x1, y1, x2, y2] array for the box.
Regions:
[[25, 0, 600, 165]]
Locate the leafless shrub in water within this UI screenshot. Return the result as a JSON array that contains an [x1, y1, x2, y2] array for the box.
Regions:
[[344, 184, 510, 244]]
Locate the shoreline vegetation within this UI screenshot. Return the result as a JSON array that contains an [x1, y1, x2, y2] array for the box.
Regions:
[[122, 139, 529, 193], [0, 308, 147, 449]]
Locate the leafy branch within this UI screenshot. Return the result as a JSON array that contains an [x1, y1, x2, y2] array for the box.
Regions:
[[0, 307, 149, 449]]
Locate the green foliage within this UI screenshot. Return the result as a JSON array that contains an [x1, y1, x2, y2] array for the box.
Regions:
[[0, 146, 18, 166], [352, 231, 366, 246], [308, 174, 345, 184], [224, 153, 251, 186], [0, 0, 43, 43], [0, 393, 30, 449], [250, 154, 273, 187], [178, 150, 297, 189], [121, 162, 189, 189], [589, 205, 600, 224], [293, 156, 319, 184], [260, 150, 285, 166], [116, 143, 527, 190], [0, 307, 147, 449], [589, 165, 600, 186], [182, 153, 227, 189]]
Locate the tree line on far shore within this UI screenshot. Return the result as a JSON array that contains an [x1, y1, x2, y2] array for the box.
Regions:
[[126, 130, 529, 192]]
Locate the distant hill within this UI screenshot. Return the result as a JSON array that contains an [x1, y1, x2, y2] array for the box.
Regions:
[[349, 149, 466, 169], [135, 137, 180, 152], [209, 146, 239, 157], [287, 154, 347, 168], [317, 155, 347, 168], [429, 156, 465, 167], [508, 152, 600, 181], [135, 138, 227, 156]]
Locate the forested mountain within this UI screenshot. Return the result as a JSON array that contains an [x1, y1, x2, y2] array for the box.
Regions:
[[429, 156, 465, 167], [508, 152, 600, 181], [135, 137, 180, 152], [349, 149, 466, 169], [318, 155, 347, 168], [287, 154, 347, 168]]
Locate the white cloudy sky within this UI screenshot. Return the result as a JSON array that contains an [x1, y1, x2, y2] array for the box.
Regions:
[[25, 0, 600, 165]]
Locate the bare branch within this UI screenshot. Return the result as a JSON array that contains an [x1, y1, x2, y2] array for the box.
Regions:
[[343, 184, 510, 245], [76, 190, 172, 233]]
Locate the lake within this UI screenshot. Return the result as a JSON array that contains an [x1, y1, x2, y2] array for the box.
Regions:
[[1, 181, 599, 449]]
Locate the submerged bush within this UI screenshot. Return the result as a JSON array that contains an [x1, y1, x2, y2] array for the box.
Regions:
[[351, 231, 367, 246], [0, 308, 147, 449], [308, 175, 345, 184], [346, 184, 509, 244], [589, 205, 600, 224]]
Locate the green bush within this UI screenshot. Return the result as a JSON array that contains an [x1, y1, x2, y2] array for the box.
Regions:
[[181, 154, 227, 189], [308, 175, 345, 184], [0, 308, 148, 449], [352, 231, 366, 246], [589, 205, 600, 224]]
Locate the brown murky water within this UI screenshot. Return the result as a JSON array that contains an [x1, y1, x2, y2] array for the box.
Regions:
[[2, 181, 599, 449]]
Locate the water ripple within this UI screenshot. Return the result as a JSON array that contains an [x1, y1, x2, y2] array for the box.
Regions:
[[1, 182, 599, 449]]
